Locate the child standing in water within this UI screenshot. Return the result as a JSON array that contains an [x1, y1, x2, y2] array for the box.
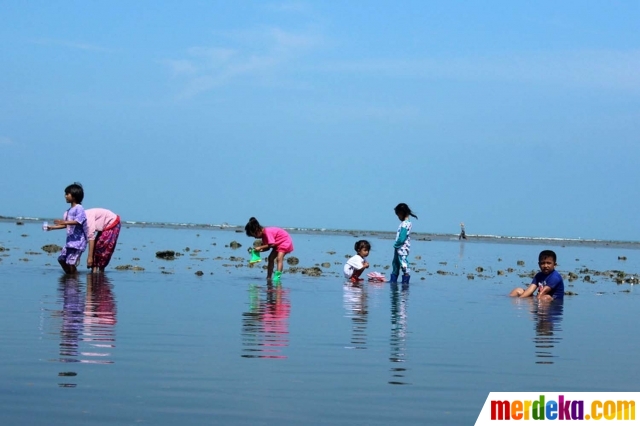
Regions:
[[391, 203, 418, 284], [344, 240, 371, 284], [46, 183, 88, 274], [245, 217, 294, 283]]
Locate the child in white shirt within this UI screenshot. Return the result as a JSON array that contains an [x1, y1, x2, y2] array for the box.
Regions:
[[344, 240, 371, 283]]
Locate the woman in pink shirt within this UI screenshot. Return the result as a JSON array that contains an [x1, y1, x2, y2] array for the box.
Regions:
[[84, 208, 121, 273], [245, 217, 294, 283]]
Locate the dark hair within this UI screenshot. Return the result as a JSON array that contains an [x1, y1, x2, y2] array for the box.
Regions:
[[65, 182, 84, 203], [538, 250, 557, 263], [244, 217, 263, 237], [354, 240, 371, 252], [394, 203, 418, 219]]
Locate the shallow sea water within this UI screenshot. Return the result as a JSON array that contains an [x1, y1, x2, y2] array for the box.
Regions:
[[1, 221, 639, 425]]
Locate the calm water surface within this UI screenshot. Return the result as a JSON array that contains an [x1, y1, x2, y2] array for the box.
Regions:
[[1, 222, 639, 425]]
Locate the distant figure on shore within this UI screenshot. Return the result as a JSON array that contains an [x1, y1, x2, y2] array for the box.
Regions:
[[459, 222, 466, 240], [46, 183, 87, 274], [391, 203, 418, 285], [245, 217, 294, 283], [509, 250, 565, 302], [85, 208, 121, 273], [344, 240, 370, 284]]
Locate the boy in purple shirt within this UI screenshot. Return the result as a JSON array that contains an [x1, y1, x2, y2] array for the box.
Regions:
[[46, 183, 88, 274], [510, 250, 564, 302]]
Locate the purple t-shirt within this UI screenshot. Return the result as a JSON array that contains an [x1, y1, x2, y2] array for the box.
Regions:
[[261, 227, 294, 253], [532, 269, 564, 299], [64, 205, 87, 251]]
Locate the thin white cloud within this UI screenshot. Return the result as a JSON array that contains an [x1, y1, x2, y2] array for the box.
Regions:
[[166, 26, 322, 98], [264, 0, 316, 18], [187, 47, 237, 61], [313, 103, 421, 123], [31, 38, 114, 53], [0, 136, 14, 145], [323, 50, 640, 92], [266, 1, 310, 13], [270, 27, 317, 50], [163, 59, 199, 77]]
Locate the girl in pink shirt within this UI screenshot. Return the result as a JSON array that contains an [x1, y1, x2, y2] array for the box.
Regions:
[[84, 208, 121, 273], [245, 217, 294, 283]]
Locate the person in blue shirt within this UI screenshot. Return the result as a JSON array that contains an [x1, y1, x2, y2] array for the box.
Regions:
[[510, 250, 564, 302], [391, 203, 418, 285]]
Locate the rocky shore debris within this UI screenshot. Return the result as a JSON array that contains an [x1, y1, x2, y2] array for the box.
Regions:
[[42, 244, 62, 253], [202, 248, 640, 286], [301, 266, 322, 276], [156, 250, 177, 260], [5, 221, 633, 291], [114, 265, 145, 271]]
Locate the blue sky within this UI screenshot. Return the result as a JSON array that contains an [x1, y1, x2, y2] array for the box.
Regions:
[[1, 1, 638, 241]]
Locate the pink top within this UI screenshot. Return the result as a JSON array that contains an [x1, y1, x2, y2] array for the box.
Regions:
[[85, 208, 119, 241], [262, 227, 294, 253]]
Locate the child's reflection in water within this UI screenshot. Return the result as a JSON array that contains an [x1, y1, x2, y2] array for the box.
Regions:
[[532, 299, 563, 364], [511, 297, 564, 364], [241, 283, 290, 359], [58, 275, 84, 360], [389, 282, 410, 385], [56, 274, 83, 387], [55, 273, 117, 387], [83, 273, 117, 360], [343, 282, 368, 350]]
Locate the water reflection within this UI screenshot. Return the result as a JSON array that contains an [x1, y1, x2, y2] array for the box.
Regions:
[[511, 298, 564, 364], [343, 282, 368, 349], [241, 284, 290, 359], [83, 274, 117, 362], [389, 283, 410, 385], [532, 299, 564, 364], [57, 275, 84, 370], [53, 274, 117, 387]]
